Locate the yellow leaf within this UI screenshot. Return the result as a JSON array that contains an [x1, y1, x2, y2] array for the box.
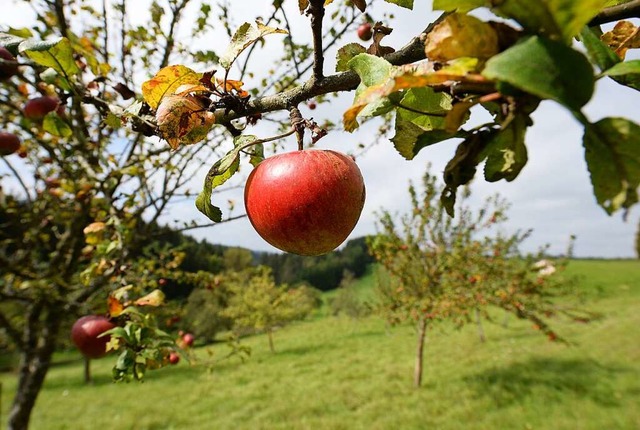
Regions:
[[601, 20, 640, 59], [155, 94, 216, 149], [299, 0, 310, 12], [141, 65, 202, 109], [83, 221, 105, 235], [108, 295, 125, 317], [134, 289, 166, 307], [425, 13, 499, 62]]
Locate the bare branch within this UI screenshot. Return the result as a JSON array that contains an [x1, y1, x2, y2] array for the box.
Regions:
[[308, 0, 326, 81], [589, 0, 640, 26]]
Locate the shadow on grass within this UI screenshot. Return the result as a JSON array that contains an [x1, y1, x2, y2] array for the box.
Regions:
[[464, 358, 630, 408]]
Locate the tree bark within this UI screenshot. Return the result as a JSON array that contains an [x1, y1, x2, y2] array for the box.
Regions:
[[475, 308, 486, 343], [7, 306, 62, 430], [84, 357, 93, 385], [414, 317, 428, 388], [267, 330, 275, 353]]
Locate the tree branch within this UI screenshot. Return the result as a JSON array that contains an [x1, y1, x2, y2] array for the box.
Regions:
[[589, 0, 640, 26], [215, 15, 442, 123], [308, 0, 326, 81]]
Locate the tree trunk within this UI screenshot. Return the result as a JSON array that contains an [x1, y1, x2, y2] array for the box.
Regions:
[[475, 308, 486, 343], [414, 317, 428, 388], [7, 306, 61, 430], [84, 357, 93, 385], [267, 330, 275, 353]]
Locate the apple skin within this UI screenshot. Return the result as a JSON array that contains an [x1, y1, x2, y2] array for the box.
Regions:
[[23, 96, 62, 120], [357, 23, 373, 41], [168, 351, 180, 365], [182, 333, 195, 347], [0, 132, 21, 156], [244, 149, 366, 256], [0, 47, 18, 81], [71, 315, 116, 359]]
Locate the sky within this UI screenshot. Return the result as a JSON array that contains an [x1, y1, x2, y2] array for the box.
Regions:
[[3, 0, 639, 258]]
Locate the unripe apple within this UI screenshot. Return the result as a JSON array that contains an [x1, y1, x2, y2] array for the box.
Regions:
[[244, 149, 366, 256], [71, 315, 116, 359], [357, 23, 373, 41], [168, 351, 180, 365], [23, 96, 62, 120], [0, 47, 18, 81], [0, 132, 21, 156], [182, 333, 194, 347]]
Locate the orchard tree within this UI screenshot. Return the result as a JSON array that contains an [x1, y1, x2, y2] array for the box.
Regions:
[[222, 266, 318, 352], [368, 168, 593, 387], [0, 0, 639, 428]]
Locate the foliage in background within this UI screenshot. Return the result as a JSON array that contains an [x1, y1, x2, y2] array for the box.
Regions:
[[222, 266, 320, 352], [368, 167, 595, 386]]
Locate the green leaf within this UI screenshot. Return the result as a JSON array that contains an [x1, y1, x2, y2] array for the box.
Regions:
[[579, 26, 620, 72], [196, 135, 257, 222], [220, 21, 287, 70], [483, 36, 595, 111], [42, 112, 72, 138], [583, 117, 640, 214], [602, 60, 640, 91], [482, 114, 529, 182], [349, 53, 393, 89], [442, 130, 497, 216], [336, 43, 367, 72], [432, 0, 484, 12], [0, 32, 25, 51], [489, 0, 609, 43], [392, 118, 460, 160], [19, 37, 81, 79], [344, 54, 394, 131], [384, 0, 414, 9]]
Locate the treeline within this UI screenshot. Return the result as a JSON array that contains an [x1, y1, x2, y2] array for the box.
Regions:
[[150, 224, 374, 292], [258, 237, 374, 291]]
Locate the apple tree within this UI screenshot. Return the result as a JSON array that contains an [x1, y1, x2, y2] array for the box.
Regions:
[[368, 168, 594, 387], [1, 0, 639, 428], [221, 266, 319, 352]]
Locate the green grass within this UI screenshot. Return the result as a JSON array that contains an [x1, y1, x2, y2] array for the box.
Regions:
[[1, 260, 639, 429]]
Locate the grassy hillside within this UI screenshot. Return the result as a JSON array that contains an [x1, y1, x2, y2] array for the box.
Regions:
[[1, 260, 639, 429]]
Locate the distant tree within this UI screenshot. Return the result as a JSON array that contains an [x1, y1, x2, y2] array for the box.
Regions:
[[182, 278, 232, 344], [329, 270, 370, 319], [222, 267, 318, 352], [223, 247, 255, 272], [368, 168, 590, 387]]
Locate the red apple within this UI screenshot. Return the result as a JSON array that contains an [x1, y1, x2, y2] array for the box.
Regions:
[[158, 278, 167, 286], [168, 351, 180, 365], [244, 149, 366, 256], [0, 132, 21, 156], [357, 23, 373, 41], [0, 47, 18, 81], [182, 333, 194, 347], [307, 101, 317, 110], [71, 315, 116, 359], [23, 96, 62, 120]]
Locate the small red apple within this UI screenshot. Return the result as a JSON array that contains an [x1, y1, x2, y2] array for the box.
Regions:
[[357, 23, 373, 41], [308, 101, 317, 110], [23, 96, 62, 120], [182, 333, 194, 347], [158, 278, 167, 286], [0, 47, 18, 81], [71, 315, 116, 359], [168, 351, 180, 365], [0, 132, 21, 156], [244, 149, 366, 256]]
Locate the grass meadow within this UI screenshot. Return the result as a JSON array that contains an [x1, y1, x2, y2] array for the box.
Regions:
[[1, 260, 639, 429]]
